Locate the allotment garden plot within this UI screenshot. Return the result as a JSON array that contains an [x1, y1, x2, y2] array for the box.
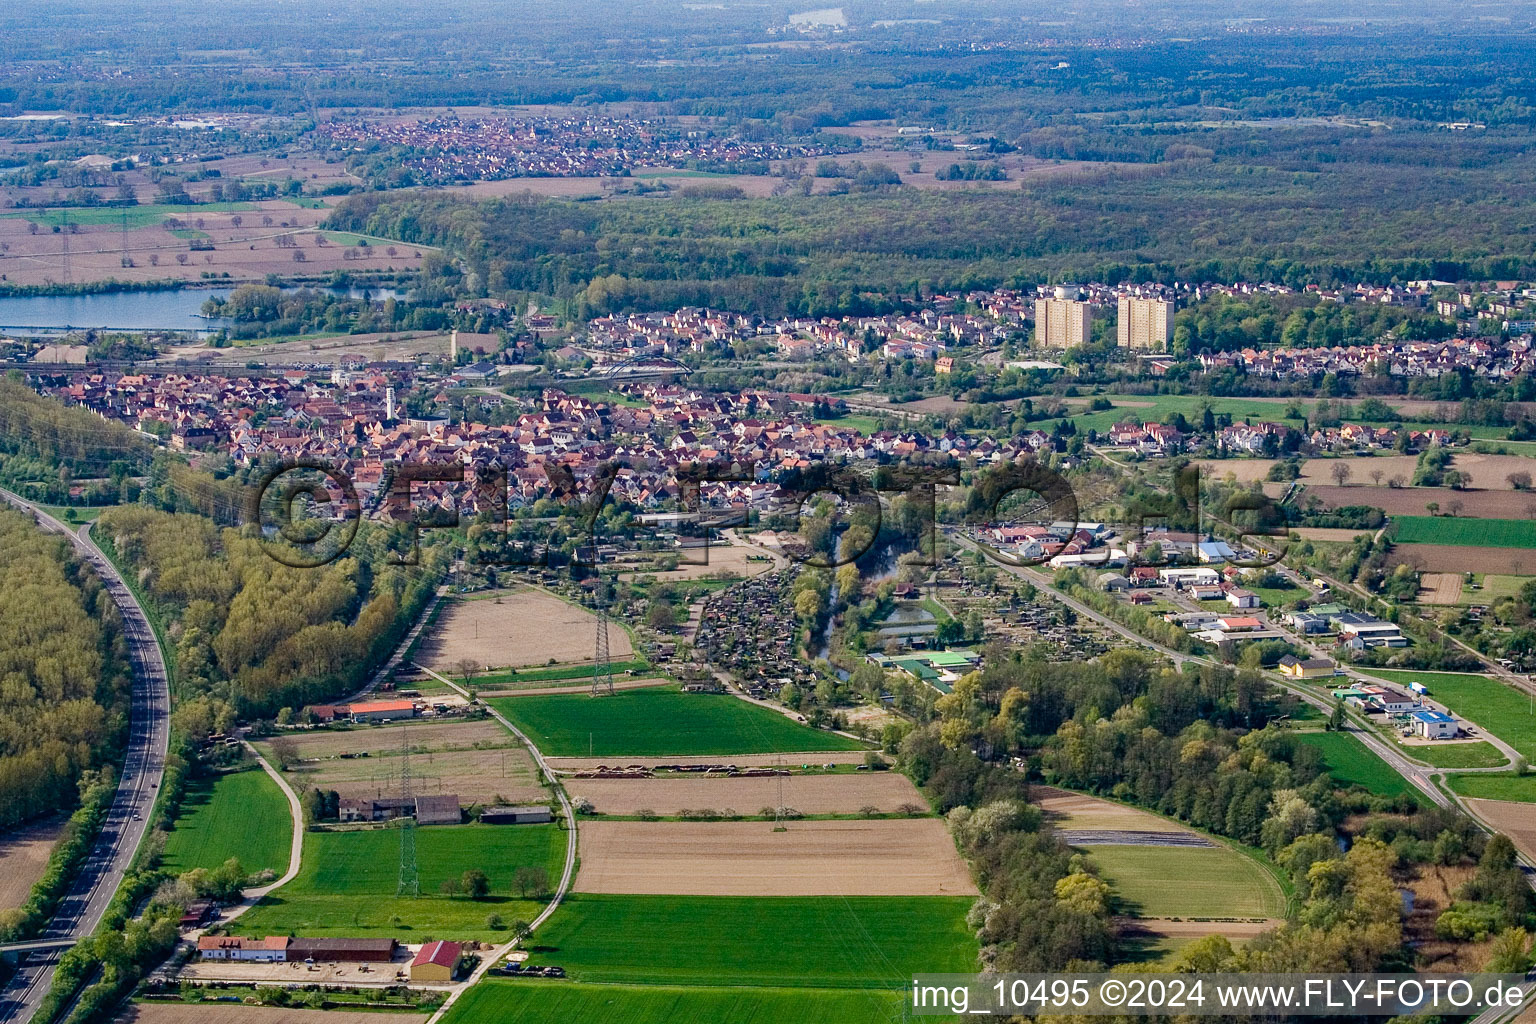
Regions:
[[416, 587, 631, 670], [257, 718, 546, 806], [573, 818, 976, 896]]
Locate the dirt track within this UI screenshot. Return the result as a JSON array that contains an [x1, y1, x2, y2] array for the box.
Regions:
[[117, 1006, 428, 1024], [568, 772, 926, 815], [575, 818, 977, 896]]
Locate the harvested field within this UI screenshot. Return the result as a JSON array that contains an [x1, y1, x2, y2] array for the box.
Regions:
[[1033, 786, 1198, 834], [258, 720, 545, 806], [0, 199, 424, 288], [1419, 573, 1464, 605], [568, 772, 926, 816], [574, 819, 977, 896], [1465, 797, 1536, 864], [548, 751, 875, 772], [417, 587, 630, 670], [1195, 460, 1283, 484], [273, 720, 512, 759], [1302, 484, 1536, 519], [0, 818, 64, 910], [1388, 544, 1536, 575], [117, 1006, 428, 1024]]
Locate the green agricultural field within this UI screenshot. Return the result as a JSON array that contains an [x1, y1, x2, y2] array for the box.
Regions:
[[442, 979, 942, 1024], [236, 824, 563, 941], [815, 413, 886, 436], [476, 660, 653, 688], [534, 895, 975, 989], [1085, 845, 1286, 919], [161, 766, 292, 876], [1448, 773, 1536, 803], [1368, 669, 1536, 760], [487, 685, 865, 757], [1, 202, 256, 228], [1294, 731, 1415, 798], [1392, 516, 1536, 549]]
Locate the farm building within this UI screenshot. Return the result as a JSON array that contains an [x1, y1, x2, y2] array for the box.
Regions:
[[410, 940, 463, 982], [1278, 655, 1337, 679], [288, 937, 398, 963], [339, 794, 462, 824], [196, 936, 289, 962], [414, 794, 464, 825], [1411, 710, 1460, 740], [348, 699, 419, 723], [481, 805, 553, 825]]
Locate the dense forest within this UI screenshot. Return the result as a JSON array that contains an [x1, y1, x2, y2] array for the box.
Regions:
[[0, 377, 152, 479], [327, 151, 1536, 320], [0, 508, 130, 831], [93, 506, 446, 716]]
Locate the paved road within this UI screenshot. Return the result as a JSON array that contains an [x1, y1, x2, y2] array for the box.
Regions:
[[0, 493, 171, 1024]]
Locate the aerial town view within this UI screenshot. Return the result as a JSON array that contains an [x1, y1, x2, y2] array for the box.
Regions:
[[2, 1, 1536, 1023]]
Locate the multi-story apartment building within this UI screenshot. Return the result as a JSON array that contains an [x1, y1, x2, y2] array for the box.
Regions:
[[1034, 286, 1092, 349], [1117, 295, 1175, 351]]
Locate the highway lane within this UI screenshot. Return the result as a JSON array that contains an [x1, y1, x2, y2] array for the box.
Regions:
[[0, 493, 171, 1024]]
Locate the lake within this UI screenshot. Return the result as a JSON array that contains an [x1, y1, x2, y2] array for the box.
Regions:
[[0, 285, 401, 334]]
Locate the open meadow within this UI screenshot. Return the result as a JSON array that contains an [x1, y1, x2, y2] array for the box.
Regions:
[[1085, 845, 1286, 920], [1449, 773, 1536, 802], [1294, 731, 1416, 798], [160, 766, 291, 876], [532, 893, 976, 988], [256, 719, 546, 807], [574, 819, 976, 897], [235, 824, 563, 942], [417, 588, 632, 671], [488, 686, 864, 757], [569, 772, 926, 816]]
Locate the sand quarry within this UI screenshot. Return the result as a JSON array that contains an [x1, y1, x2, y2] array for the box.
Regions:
[[417, 587, 632, 671], [574, 819, 977, 897], [569, 772, 926, 816]]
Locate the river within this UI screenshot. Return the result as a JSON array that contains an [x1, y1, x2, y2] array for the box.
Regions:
[[0, 285, 401, 335]]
